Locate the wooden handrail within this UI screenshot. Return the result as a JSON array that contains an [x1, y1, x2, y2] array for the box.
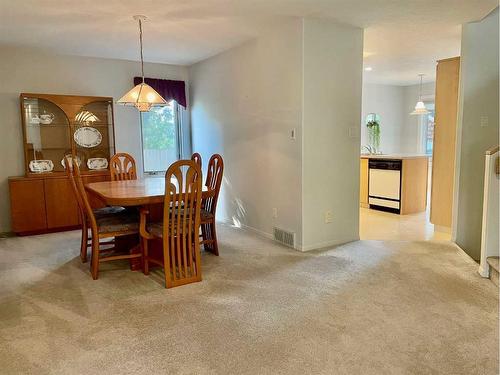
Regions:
[[485, 145, 499, 155]]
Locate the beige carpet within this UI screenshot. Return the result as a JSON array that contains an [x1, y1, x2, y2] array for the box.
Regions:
[[0, 225, 498, 374]]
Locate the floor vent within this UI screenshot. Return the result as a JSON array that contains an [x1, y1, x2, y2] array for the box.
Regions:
[[273, 227, 295, 248]]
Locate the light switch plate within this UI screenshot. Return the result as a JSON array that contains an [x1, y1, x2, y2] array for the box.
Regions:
[[480, 116, 489, 127], [348, 126, 360, 138]]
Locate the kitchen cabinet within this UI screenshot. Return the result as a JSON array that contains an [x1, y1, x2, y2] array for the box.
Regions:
[[360, 159, 369, 208], [360, 155, 428, 215], [430, 57, 460, 230]]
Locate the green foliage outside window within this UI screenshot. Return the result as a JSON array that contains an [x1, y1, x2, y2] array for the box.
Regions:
[[142, 105, 176, 150]]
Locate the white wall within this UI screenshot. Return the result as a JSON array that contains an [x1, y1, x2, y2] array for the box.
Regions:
[[190, 17, 363, 251], [302, 19, 363, 250], [360, 82, 435, 154], [189, 19, 304, 246], [454, 7, 499, 260], [0, 46, 188, 232], [361, 84, 405, 154]]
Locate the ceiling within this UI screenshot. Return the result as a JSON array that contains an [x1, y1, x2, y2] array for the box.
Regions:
[[0, 0, 497, 85]]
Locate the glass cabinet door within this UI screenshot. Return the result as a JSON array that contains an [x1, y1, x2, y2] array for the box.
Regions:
[[22, 97, 71, 173], [73, 100, 115, 172]]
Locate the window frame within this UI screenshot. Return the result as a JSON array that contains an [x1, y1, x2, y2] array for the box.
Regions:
[[139, 101, 183, 175]]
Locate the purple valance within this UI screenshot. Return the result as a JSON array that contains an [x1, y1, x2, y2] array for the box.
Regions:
[[133, 77, 187, 108]]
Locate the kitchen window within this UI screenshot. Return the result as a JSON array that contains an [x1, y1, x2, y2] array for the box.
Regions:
[[418, 102, 435, 156], [140, 101, 183, 173]]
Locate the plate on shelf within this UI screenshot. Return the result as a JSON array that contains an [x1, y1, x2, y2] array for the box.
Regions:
[[87, 157, 108, 170], [61, 154, 82, 169], [29, 160, 54, 173], [74, 126, 102, 148]]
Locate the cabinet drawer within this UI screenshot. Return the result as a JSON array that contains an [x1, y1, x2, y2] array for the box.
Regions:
[[9, 179, 47, 233]]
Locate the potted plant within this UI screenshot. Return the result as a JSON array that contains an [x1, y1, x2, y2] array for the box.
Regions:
[[365, 114, 381, 153]]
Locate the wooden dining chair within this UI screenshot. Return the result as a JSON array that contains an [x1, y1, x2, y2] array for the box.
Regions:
[[200, 154, 224, 256], [191, 152, 202, 169], [110, 153, 137, 181], [67, 156, 142, 279], [64, 156, 125, 263], [139, 160, 203, 288]]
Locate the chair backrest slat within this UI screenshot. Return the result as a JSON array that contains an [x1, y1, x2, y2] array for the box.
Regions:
[[204, 154, 224, 215], [65, 155, 85, 223], [191, 152, 202, 170], [66, 155, 98, 233], [110, 153, 137, 181], [163, 160, 202, 285]]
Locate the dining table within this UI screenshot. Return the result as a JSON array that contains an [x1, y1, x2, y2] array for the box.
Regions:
[[85, 176, 209, 207], [85, 176, 209, 270]]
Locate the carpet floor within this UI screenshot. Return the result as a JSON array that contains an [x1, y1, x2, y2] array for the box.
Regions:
[[0, 225, 498, 374]]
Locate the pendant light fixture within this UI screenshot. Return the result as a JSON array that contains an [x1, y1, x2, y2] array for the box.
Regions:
[[117, 15, 167, 112], [410, 73, 430, 115]]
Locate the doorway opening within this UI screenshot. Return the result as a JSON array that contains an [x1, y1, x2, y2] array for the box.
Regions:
[[359, 91, 451, 242]]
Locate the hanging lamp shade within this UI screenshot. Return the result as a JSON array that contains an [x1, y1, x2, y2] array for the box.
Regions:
[[118, 82, 167, 112], [411, 101, 430, 115], [117, 15, 167, 112], [410, 73, 429, 116]]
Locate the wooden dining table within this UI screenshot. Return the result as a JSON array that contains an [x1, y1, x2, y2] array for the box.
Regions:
[[85, 177, 209, 271], [85, 176, 209, 207]]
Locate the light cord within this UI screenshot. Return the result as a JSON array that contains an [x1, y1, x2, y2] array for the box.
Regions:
[[138, 18, 145, 82], [418, 74, 424, 100]]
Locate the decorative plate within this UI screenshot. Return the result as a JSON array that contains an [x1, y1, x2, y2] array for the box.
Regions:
[[87, 157, 108, 170], [61, 154, 82, 169], [74, 126, 102, 148], [29, 159, 54, 173]]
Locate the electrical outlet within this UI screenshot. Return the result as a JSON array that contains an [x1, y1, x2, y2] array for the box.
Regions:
[[324, 210, 333, 224], [272, 208, 278, 219]]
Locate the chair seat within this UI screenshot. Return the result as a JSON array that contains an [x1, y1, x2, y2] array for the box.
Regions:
[[93, 206, 126, 219], [201, 209, 214, 221], [97, 212, 139, 234], [146, 222, 164, 238], [146, 221, 197, 238]]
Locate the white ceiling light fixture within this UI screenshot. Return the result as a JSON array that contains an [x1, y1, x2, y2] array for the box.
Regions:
[[117, 15, 167, 112], [410, 73, 430, 116]]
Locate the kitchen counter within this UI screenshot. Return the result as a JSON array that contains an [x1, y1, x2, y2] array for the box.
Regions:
[[359, 155, 429, 214], [360, 154, 429, 160]]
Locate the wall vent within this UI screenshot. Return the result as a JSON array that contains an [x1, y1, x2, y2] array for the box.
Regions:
[[273, 227, 295, 248]]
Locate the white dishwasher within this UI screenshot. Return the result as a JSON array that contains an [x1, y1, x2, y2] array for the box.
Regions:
[[368, 159, 402, 214]]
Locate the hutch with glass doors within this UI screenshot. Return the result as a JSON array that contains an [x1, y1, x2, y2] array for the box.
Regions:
[[9, 93, 116, 235]]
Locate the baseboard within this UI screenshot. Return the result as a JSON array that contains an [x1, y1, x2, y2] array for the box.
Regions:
[[434, 225, 452, 234], [218, 219, 361, 252], [478, 264, 490, 278], [300, 237, 359, 252], [218, 219, 304, 251], [239, 223, 273, 241]]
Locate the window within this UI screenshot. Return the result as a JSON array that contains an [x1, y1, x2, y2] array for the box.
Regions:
[[140, 101, 182, 173], [418, 102, 435, 156]]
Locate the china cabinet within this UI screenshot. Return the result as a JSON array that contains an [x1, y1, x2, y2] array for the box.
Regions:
[[9, 93, 115, 235]]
